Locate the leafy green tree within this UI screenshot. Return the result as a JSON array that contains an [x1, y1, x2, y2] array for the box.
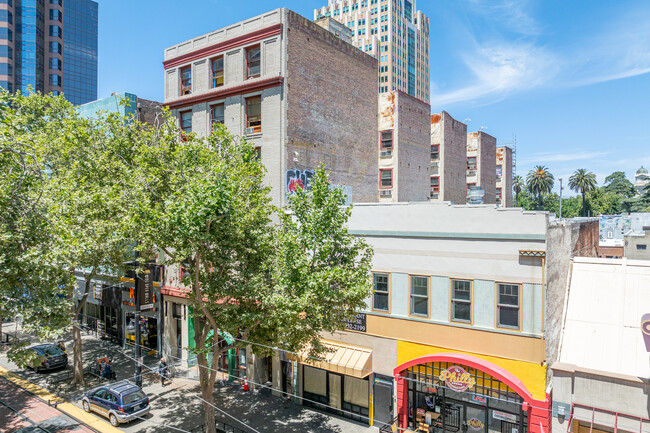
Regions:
[[526, 166, 554, 210], [0, 91, 77, 359], [0, 91, 137, 384], [513, 175, 524, 206], [603, 171, 635, 198], [568, 169, 597, 217], [586, 189, 621, 216], [132, 121, 373, 433]]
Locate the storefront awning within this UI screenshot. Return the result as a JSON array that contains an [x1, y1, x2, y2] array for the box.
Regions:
[[290, 340, 372, 379]]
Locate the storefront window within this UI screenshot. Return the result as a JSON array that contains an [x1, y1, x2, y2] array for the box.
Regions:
[[405, 361, 525, 433]]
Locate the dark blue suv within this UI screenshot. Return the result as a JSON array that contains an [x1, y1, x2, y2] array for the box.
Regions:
[[81, 381, 150, 426]]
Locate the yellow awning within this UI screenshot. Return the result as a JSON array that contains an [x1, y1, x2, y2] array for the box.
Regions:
[[290, 340, 372, 379]]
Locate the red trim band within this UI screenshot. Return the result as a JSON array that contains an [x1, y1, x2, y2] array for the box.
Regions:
[[163, 23, 283, 70], [164, 76, 284, 110], [161, 285, 190, 298], [394, 352, 534, 405]]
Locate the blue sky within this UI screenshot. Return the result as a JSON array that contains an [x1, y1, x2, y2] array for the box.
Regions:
[[97, 0, 650, 193]]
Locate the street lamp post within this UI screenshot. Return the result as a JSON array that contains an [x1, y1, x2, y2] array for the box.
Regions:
[[558, 177, 563, 219]]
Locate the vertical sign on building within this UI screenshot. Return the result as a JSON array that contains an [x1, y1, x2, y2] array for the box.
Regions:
[[140, 269, 154, 310]]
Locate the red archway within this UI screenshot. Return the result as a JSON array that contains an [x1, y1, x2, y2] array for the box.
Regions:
[[393, 353, 551, 433]]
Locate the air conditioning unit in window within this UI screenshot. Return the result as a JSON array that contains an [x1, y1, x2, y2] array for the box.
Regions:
[[380, 150, 392, 157], [245, 127, 256, 135], [379, 190, 392, 197]]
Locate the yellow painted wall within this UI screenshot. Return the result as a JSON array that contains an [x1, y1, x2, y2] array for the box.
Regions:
[[397, 340, 547, 401]]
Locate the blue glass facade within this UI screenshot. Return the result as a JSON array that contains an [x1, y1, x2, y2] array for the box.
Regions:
[[407, 28, 415, 97], [0, 0, 96, 105], [16, 0, 45, 94], [62, 0, 97, 105]]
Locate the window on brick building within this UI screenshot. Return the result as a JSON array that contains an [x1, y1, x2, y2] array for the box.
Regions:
[[210, 56, 224, 88], [430, 144, 439, 161], [380, 169, 392, 188], [430, 176, 439, 197], [467, 156, 477, 170], [245, 96, 261, 134], [466, 183, 476, 196], [180, 66, 192, 95], [496, 188, 502, 204], [210, 104, 224, 129], [380, 130, 393, 150], [180, 110, 192, 133], [496, 165, 502, 177], [246, 45, 261, 79]]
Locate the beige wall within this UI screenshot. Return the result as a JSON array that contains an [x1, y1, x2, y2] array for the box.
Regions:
[[624, 232, 650, 259], [496, 146, 513, 207]]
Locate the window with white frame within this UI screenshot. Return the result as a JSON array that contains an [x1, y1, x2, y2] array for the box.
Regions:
[[372, 273, 389, 312], [497, 283, 520, 329], [410, 276, 428, 317], [451, 279, 471, 323]]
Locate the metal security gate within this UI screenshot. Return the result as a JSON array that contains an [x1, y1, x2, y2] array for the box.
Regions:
[[374, 375, 394, 428]]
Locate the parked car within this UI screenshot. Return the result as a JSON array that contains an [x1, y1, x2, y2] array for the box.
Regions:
[[26, 344, 68, 372], [81, 381, 150, 426]]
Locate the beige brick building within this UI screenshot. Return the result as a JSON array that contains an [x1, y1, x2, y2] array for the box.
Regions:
[[163, 8, 379, 206], [430, 111, 467, 204], [314, 0, 430, 104], [466, 131, 497, 204], [378, 90, 430, 202], [496, 146, 513, 207]]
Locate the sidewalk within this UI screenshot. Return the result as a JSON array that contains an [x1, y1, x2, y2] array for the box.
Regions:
[[0, 322, 379, 433]]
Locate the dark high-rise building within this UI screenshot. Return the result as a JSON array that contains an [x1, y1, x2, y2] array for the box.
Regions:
[[0, 0, 97, 105]]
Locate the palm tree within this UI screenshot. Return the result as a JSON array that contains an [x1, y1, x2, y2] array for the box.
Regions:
[[568, 169, 597, 217], [527, 166, 554, 210], [513, 175, 524, 206]]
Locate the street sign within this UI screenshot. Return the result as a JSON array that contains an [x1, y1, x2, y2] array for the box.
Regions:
[[141, 303, 154, 310]]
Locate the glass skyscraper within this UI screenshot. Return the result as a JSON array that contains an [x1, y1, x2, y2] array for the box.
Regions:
[[0, 0, 97, 105]]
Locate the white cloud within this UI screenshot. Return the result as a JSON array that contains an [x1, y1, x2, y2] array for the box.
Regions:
[[430, 41, 559, 107], [430, 2, 650, 107], [519, 151, 612, 165]]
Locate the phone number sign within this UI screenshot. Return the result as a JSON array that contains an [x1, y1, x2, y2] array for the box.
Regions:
[[344, 313, 367, 332]]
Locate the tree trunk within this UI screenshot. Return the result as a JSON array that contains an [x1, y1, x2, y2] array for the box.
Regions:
[[195, 314, 217, 433], [582, 192, 586, 217], [0, 315, 3, 351], [538, 193, 543, 211], [71, 273, 94, 385]]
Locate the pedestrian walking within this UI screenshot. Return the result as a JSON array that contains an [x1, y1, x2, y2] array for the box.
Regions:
[[158, 358, 168, 387]]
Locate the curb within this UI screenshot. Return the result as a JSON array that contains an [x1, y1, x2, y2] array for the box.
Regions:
[[0, 365, 122, 433]]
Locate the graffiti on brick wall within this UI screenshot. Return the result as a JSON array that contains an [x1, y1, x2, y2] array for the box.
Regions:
[[286, 169, 315, 194]]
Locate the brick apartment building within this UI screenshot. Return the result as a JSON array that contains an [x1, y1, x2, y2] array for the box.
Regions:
[[378, 90, 431, 202], [430, 111, 467, 204], [315, 0, 430, 104], [163, 8, 379, 207], [466, 131, 497, 204], [496, 146, 513, 207]]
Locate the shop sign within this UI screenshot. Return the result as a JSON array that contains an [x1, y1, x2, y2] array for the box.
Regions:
[[493, 410, 518, 423], [438, 366, 476, 392], [93, 282, 102, 300], [642, 313, 650, 352], [471, 395, 487, 403], [417, 408, 426, 416], [344, 313, 366, 332], [139, 269, 154, 310], [467, 418, 484, 430]]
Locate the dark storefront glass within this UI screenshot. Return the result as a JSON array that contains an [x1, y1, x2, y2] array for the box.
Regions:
[[405, 362, 526, 433]]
